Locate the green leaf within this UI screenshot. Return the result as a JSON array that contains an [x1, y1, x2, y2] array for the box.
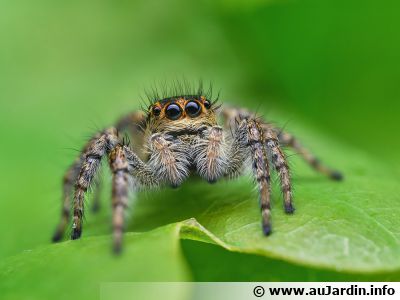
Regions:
[[2, 127, 400, 299], [128, 119, 400, 275], [1, 1, 400, 299], [0, 223, 191, 300]]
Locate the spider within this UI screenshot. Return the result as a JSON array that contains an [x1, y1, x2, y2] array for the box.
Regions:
[[52, 84, 342, 253]]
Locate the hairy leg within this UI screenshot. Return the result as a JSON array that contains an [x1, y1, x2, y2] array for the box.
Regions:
[[53, 111, 158, 252], [223, 140, 246, 179], [108, 142, 160, 253], [91, 111, 147, 213], [109, 145, 130, 253], [264, 129, 294, 214], [71, 128, 119, 240], [246, 120, 273, 235], [52, 132, 102, 242], [277, 131, 343, 180], [193, 126, 228, 183], [222, 105, 342, 181], [147, 133, 190, 188], [52, 157, 81, 242], [223, 118, 273, 235]]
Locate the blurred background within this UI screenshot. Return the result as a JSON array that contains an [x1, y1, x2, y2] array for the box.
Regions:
[[1, 0, 400, 298]]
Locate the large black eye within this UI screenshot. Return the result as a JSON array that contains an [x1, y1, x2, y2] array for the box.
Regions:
[[165, 103, 182, 120], [185, 101, 201, 117]]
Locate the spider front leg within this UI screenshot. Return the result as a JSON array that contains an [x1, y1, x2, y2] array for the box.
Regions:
[[264, 129, 295, 214], [225, 119, 273, 235], [147, 133, 190, 188], [110, 144, 158, 253], [109, 145, 130, 254], [193, 126, 228, 183], [246, 120, 274, 234]]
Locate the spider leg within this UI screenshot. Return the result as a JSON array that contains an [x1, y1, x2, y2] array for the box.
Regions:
[[264, 129, 295, 214], [109, 145, 130, 254], [147, 133, 190, 188], [71, 128, 119, 240], [223, 125, 247, 179], [222, 105, 342, 181], [52, 158, 80, 242], [277, 131, 343, 180], [60, 126, 157, 249], [108, 139, 160, 254], [222, 106, 294, 217], [223, 118, 273, 235], [90, 111, 147, 213], [108, 142, 161, 253], [223, 105, 294, 217], [193, 126, 227, 183], [52, 132, 102, 242], [246, 120, 273, 235]]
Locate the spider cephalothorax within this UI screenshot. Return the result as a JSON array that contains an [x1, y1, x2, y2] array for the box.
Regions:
[[52, 84, 342, 253]]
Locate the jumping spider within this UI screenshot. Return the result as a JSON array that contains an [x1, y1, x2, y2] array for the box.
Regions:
[[52, 85, 342, 253]]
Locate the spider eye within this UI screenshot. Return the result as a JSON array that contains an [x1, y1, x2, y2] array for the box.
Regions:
[[204, 100, 211, 109], [165, 103, 182, 120], [185, 101, 201, 117], [152, 106, 161, 116]]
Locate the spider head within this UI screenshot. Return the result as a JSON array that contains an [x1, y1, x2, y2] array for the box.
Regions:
[[147, 95, 219, 133]]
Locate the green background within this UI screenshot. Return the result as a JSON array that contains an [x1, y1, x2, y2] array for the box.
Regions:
[[1, 0, 400, 299]]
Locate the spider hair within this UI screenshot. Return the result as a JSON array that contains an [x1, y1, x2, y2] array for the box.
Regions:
[[142, 79, 220, 109]]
